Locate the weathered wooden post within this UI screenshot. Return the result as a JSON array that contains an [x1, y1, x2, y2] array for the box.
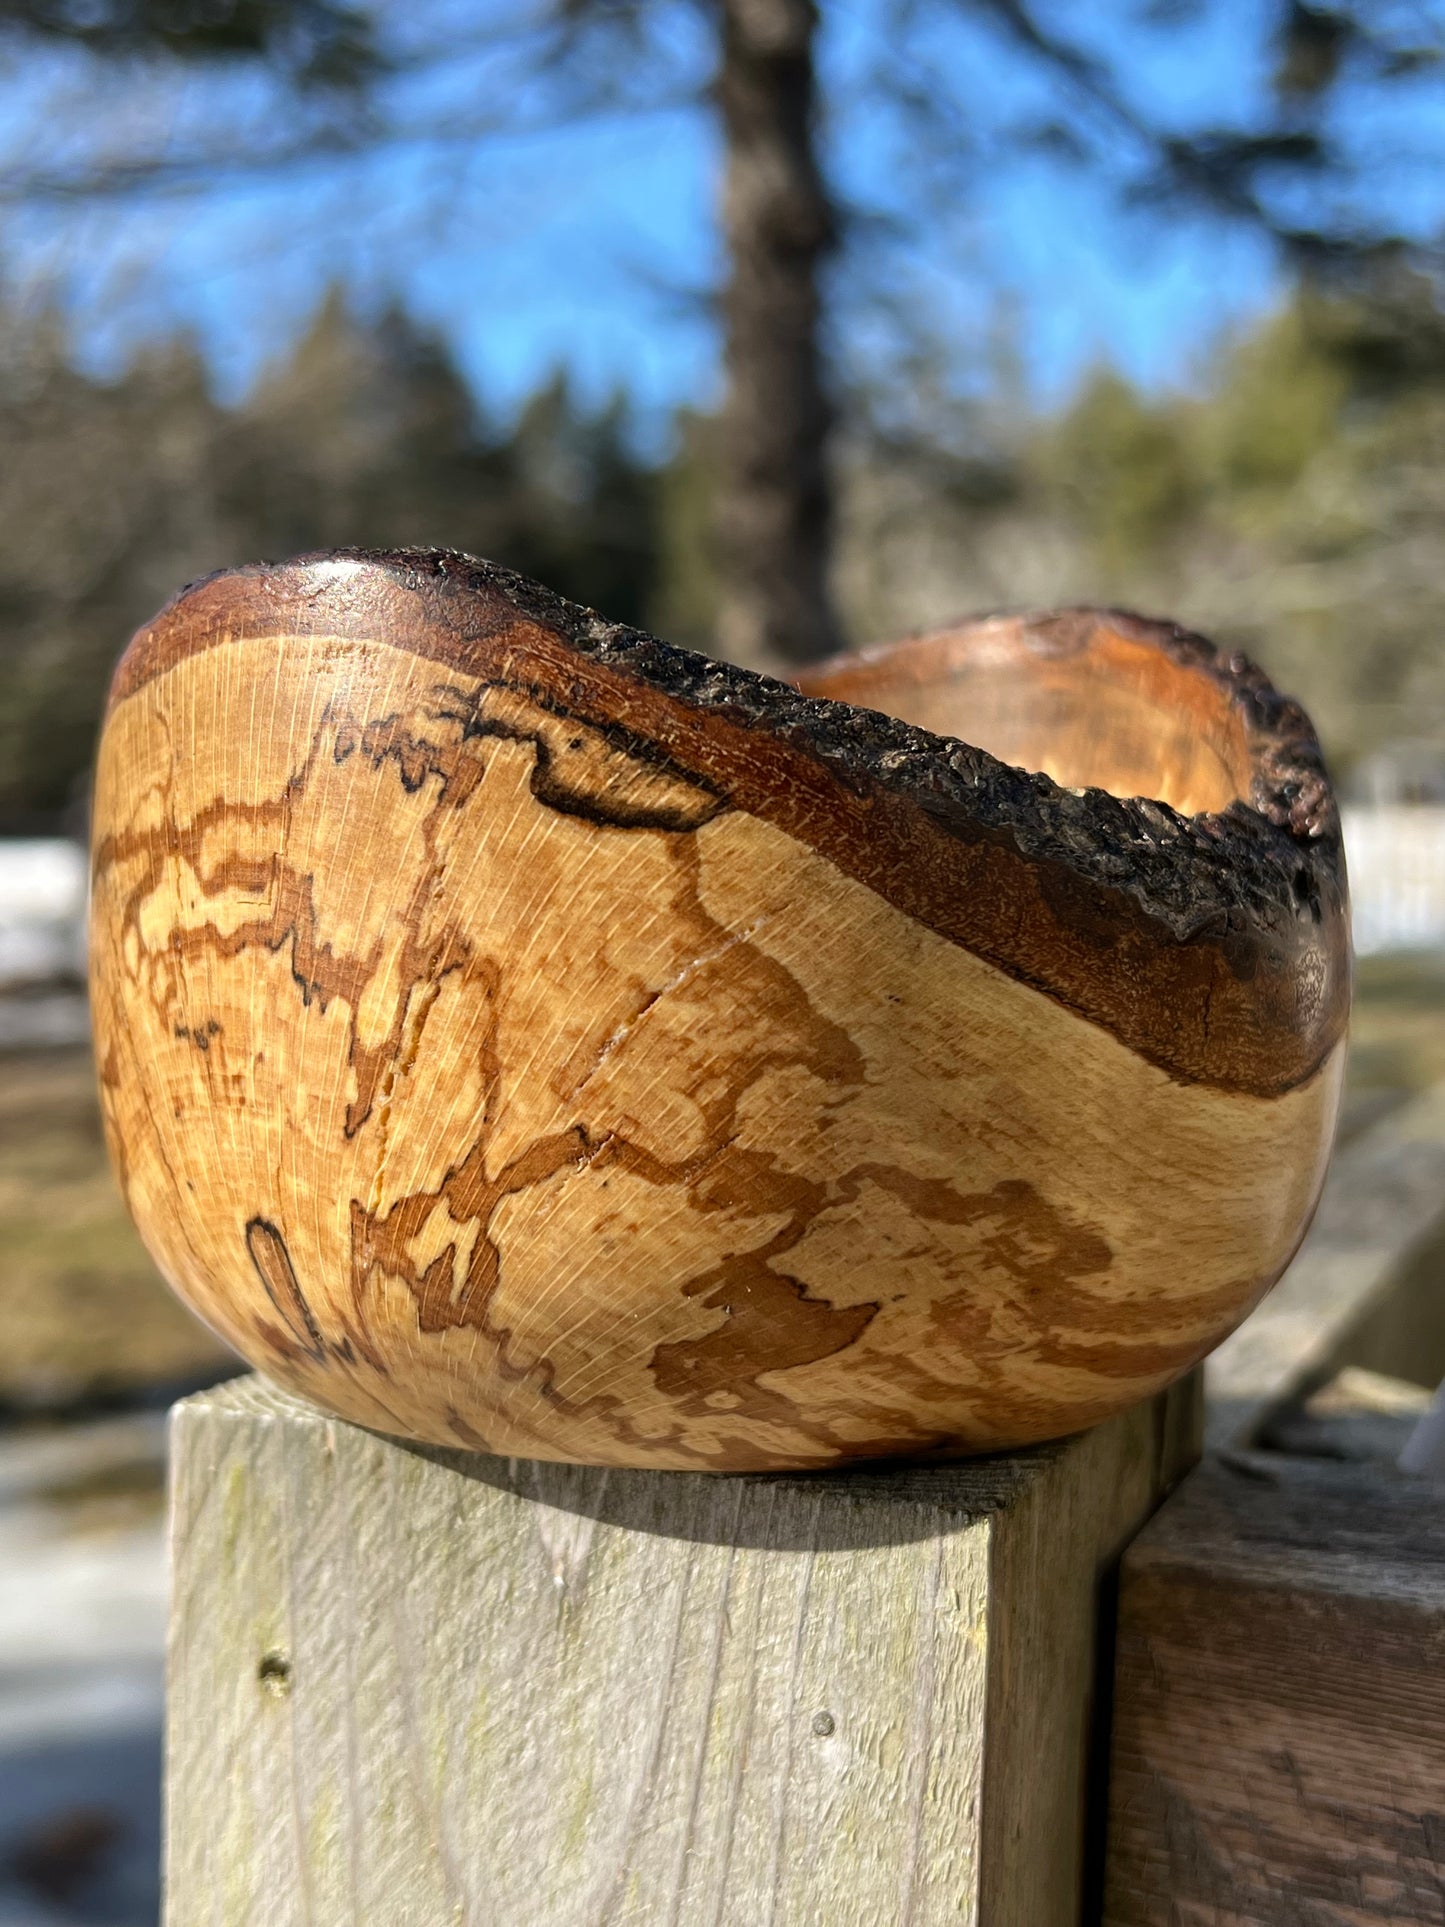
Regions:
[[166, 1373, 1198, 1923], [89, 552, 1348, 1922]]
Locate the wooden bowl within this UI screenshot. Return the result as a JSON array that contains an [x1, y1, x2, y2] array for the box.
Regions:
[[90, 550, 1349, 1470]]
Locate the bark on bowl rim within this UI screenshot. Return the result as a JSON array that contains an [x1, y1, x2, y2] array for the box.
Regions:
[[108, 545, 1350, 1103]]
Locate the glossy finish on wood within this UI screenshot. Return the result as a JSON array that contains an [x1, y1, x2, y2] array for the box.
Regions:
[[90, 550, 1349, 1468]]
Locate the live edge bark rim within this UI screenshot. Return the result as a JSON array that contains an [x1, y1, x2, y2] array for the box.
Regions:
[[109, 546, 1350, 1100]]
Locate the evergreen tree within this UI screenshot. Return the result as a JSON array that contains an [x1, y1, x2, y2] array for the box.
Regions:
[[0, 292, 664, 827], [5, 1, 1441, 666]]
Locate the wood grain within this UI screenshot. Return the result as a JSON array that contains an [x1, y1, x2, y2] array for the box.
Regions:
[[1103, 1451, 1445, 1926], [165, 1370, 1199, 1927], [90, 551, 1347, 1467]]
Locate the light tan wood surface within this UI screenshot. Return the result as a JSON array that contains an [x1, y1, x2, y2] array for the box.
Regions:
[[165, 1371, 1199, 1927], [91, 553, 1347, 1467]]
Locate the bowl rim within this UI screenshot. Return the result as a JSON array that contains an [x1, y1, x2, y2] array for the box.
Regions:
[[104, 546, 1350, 1100]]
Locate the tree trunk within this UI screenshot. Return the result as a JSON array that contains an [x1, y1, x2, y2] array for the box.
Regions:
[[716, 0, 840, 667]]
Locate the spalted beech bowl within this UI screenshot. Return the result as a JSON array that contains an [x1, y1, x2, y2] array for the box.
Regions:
[[90, 550, 1349, 1470]]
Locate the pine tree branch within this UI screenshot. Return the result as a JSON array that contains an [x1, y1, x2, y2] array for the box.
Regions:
[[0, 90, 695, 203], [969, 0, 1437, 268], [0, 0, 380, 89]]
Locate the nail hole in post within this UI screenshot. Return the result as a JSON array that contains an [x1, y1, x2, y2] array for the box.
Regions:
[[257, 1651, 293, 1699]]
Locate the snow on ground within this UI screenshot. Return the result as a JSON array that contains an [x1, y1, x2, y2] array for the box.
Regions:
[[0, 1418, 165, 1926], [0, 847, 85, 994]]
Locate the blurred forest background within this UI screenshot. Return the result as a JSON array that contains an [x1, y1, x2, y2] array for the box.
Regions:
[[3, 0, 1445, 835], [8, 274, 1445, 829], [2, 7, 1445, 1918]]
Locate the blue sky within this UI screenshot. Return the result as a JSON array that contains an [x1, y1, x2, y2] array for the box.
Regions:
[[1, 0, 1442, 432]]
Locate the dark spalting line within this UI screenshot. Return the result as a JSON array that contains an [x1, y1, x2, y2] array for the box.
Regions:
[[246, 1218, 326, 1364], [898, 1173, 1234, 1388], [342, 830, 910, 1464], [673, 1168, 1250, 1440], [91, 694, 714, 1148], [235, 1157, 1199, 1470], [338, 690, 724, 833], [446, 1409, 494, 1452], [430, 680, 727, 832], [345, 1110, 1194, 1462], [95, 792, 406, 1143], [346, 910, 870, 1354], [651, 1250, 880, 1406], [102, 548, 1350, 1097]]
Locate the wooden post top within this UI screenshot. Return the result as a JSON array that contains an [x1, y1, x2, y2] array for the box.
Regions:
[[90, 550, 1348, 1468], [166, 1374, 1201, 1925]]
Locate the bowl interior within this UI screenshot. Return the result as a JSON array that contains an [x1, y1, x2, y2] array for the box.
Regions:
[[801, 617, 1253, 817]]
